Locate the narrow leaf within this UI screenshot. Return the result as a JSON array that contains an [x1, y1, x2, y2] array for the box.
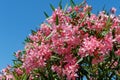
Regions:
[[59, 0, 62, 9], [88, 11, 91, 18], [70, 0, 76, 8], [78, 0, 86, 7], [12, 71, 19, 80], [25, 37, 32, 43], [31, 30, 36, 35], [105, 16, 111, 30], [101, 30, 108, 36], [50, 4, 55, 11], [22, 73, 28, 80], [45, 23, 51, 28], [44, 11, 49, 18], [64, 3, 68, 12], [45, 31, 53, 40], [56, 15, 59, 25], [77, 58, 83, 64]]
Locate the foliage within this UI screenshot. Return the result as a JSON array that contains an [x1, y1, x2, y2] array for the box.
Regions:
[[1, 0, 120, 80]]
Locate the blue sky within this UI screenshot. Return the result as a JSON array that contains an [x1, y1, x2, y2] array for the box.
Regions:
[[0, 0, 120, 70]]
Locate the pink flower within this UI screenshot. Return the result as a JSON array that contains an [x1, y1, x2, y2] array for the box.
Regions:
[[29, 35, 40, 42], [74, 6, 79, 12], [115, 49, 120, 56], [52, 54, 79, 80], [6, 74, 13, 80], [79, 36, 100, 57], [51, 65, 63, 76], [23, 43, 52, 73], [41, 23, 51, 36], [2, 2, 120, 79], [115, 35, 120, 43], [29, 74, 34, 80], [63, 54, 79, 80], [15, 50, 21, 59], [63, 64, 78, 80], [92, 55, 104, 64], [111, 60, 118, 68], [15, 68, 23, 75], [83, 4, 92, 12], [68, 6, 72, 12], [99, 33, 113, 55], [2, 65, 11, 74], [110, 7, 116, 14], [48, 8, 66, 24]]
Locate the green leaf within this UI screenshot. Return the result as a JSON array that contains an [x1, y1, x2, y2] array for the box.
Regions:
[[12, 71, 19, 80], [88, 11, 91, 18], [24, 37, 32, 43], [98, 30, 108, 38], [31, 30, 36, 35], [77, 58, 83, 64], [45, 23, 52, 28], [111, 48, 115, 58], [70, 0, 76, 8], [51, 56, 60, 60], [64, 3, 68, 12], [50, 4, 55, 11], [101, 30, 108, 36], [56, 15, 59, 25], [59, 0, 62, 9], [82, 27, 88, 32], [116, 45, 120, 48], [21, 73, 28, 80], [105, 16, 111, 30], [45, 32, 53, 40], [13, 60, 22, 68], [44, 11, 49, 18], [70, 12, 76, 18], [78, 0, 86, 7]]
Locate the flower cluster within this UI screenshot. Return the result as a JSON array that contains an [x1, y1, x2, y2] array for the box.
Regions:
[[1, 0, 120, 80]]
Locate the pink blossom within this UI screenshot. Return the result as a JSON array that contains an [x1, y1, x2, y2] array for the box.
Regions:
[[29, 35, 40, 43], [115, 49, 120, 56], [2, 2, 120, 79], [63, 54, 79, 80], [111, 60, 118, 68], [15, 68, 23, 75], [99, 33, 113, 54], [83, 4, 92, 12], [115, 35, 120, 43], [15, 50, 21, 59], [29, 74, 34, 80], [79, 36, 100, 57], [48, 8, 64, 24], [110, 7, 116, 14], [52, 54, 79, 80], [92, 55, 104, 64], [63, 64, 78, 80], [51, 65, 63, 76], [6, 74, 13, 80], [23, 43, 52, 73], [68, 6, 72, 12], [115, 26, 120, 35], [41, 23, 51, 36], [74, 6, 79, 12]]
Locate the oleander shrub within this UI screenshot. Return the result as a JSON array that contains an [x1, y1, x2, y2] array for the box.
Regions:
[[1, 0, 120, 80]]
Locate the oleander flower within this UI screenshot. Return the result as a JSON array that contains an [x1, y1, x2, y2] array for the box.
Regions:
[[1, 0, 120, 80]]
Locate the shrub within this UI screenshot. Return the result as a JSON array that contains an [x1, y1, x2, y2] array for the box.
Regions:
[[1, 0, 120, 80]]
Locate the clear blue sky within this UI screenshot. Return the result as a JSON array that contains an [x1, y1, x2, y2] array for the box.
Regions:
[[0, 0, 120, 70]]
